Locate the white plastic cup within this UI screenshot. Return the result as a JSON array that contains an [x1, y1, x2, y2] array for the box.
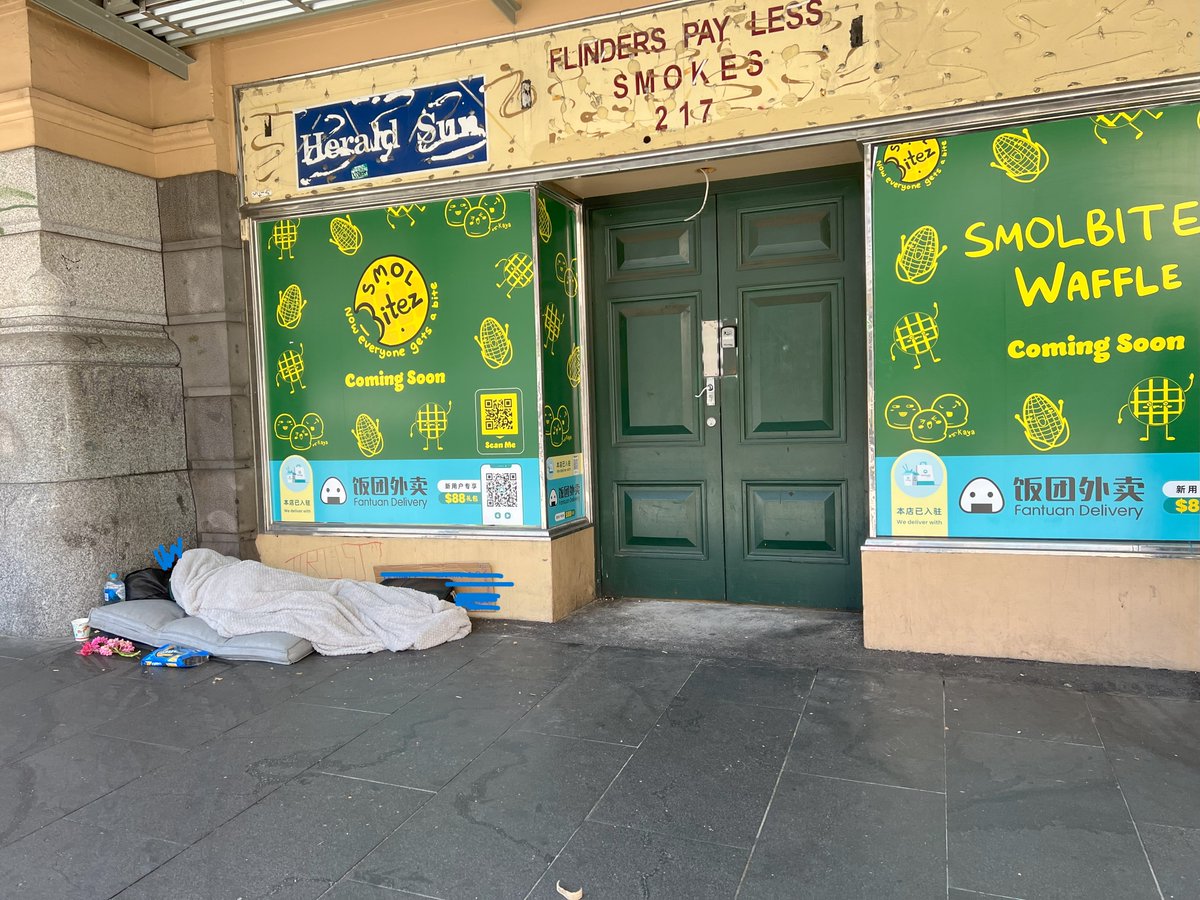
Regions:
[[71, 618, 91, 641]]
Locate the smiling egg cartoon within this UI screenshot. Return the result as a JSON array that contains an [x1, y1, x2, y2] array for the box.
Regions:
[[885, 395, 922, 429]]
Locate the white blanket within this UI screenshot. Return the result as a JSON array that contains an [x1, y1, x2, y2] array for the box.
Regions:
[[171, 549, 471, 655]]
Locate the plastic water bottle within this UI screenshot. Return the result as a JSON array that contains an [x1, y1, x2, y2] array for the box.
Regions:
[[103, 573, 125, 604]]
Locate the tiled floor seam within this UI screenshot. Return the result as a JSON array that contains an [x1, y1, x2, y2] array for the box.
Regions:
[[291, 699, 392, 715], [1083, 693, 1166, 900], [784, 769, 947, 795], [524, 657, 706, 900], [949, 888, 1027, 899], [326, 879, 446, 899], [732, 668, 819, 899], [951, 727, 1103, 749], [314, 769, 438, 792], [90, 732, 195, 753], [510, 727, 637, 748]]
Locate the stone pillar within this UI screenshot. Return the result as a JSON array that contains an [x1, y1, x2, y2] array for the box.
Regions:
[[158, 172, 258, 560], [0, 148, 196, 636]]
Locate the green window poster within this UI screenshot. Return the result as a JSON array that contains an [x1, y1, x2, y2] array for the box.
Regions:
[[536, 190, 586, 528], [257, 191, 543, 528], [871, 103, 1200, 542]]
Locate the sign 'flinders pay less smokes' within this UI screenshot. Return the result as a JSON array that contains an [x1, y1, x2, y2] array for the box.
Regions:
[[872, 103, 1200, 543]]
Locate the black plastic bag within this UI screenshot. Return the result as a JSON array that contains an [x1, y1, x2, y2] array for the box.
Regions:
[[380, 576, 455, 603], [124, 567, 172, 601]]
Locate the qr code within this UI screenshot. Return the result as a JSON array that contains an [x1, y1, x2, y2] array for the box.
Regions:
[[484, 470, 521, 510], [481, 393, 518, 435]]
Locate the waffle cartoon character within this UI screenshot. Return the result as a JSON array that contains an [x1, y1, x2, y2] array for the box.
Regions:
[[889, 303, 940, 370], [1118, 374, 1193, 441], [411, 401, 452, 451]]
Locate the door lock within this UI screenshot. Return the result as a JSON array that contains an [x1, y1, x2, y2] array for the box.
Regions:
[[719, 324, 738, 377], [695, 376, 716, 407]]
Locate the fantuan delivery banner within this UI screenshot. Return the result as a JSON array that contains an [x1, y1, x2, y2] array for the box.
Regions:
[[259, 191, 545, 528], [871, 103, 1200, 542]]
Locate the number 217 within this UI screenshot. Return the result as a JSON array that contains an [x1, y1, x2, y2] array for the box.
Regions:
[[655, 99, 714, 131]]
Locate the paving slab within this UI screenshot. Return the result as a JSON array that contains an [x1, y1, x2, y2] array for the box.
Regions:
[[1140, 823, 1200, 900], [945, 676, 1100, 745], [350, 731, 630, 899], [740, 771, 946, 899], [316, 668, 556, 791], [1087, 692, 1200, 829], [515, 646, 698, 745], [68, 701, 382, 845], [114, 772, 428, 900], [786, 667, 945, 791], [0, 733, 183, 847], [947, 730, 1158, 900], [0, 819, 181, 900], [590, 694, 798, 848], [676, 658, 815, 711], [529, 821, 747, 900]]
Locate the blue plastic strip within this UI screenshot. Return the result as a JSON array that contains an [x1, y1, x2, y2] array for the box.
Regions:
[[379, 571, 505, 579]]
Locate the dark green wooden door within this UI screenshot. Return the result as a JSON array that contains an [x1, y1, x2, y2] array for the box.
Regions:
[[589, 171, 866, 608]]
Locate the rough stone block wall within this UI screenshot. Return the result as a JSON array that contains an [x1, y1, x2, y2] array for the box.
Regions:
[[158, 172, 258, 560], [0, 148, 196, 636]]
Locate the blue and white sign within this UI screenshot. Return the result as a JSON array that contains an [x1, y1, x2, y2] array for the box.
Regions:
[[271, 456, 541, 528], [876, 452, 1200, 542], [295, 77, 488, 187]]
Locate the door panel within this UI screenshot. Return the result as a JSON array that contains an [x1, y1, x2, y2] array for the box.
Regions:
[[590, 172, 866, 608], [612, 294, 701, 440], [718, 177, 865, 607], [615, 482, 709, 556], [736, 198, 842, 266], [743, 481, 845, 557], [591, 199, 725, 600], [606, 220, 699, 279], [740, 283, 840, 436]]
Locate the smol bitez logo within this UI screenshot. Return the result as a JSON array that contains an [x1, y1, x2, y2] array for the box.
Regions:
[[877, 138, 948, 190], [348, 256, 439, 359]]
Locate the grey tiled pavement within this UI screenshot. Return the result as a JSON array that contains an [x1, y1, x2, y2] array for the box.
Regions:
[[0, 616, 1195, 899]]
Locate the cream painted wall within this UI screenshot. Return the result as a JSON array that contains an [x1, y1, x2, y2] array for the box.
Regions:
[[863, 549, 1200, 671], [0, 0, 32, 95]]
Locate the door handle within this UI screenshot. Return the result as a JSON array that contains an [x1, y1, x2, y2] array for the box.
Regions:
[[695, 376, 716, 407]]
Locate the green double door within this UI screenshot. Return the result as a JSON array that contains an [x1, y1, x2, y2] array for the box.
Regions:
[[589, 171, 866, 608]]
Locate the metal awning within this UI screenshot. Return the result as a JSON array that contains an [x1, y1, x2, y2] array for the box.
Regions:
[[106, 0, 520, 48], [31, 0, 519, 80]]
